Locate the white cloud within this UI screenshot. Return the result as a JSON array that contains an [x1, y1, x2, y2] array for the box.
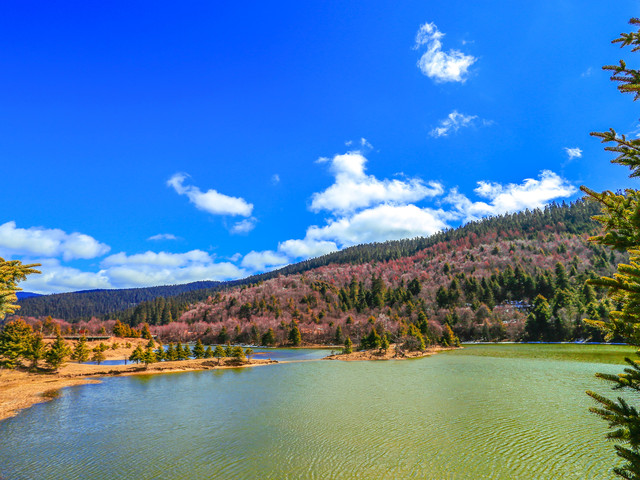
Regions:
[[102, 250, 215, 268], [0, 221, 110, 261], [230, 217, 257, 235], [19, 259, 112, 294], [278, 239, 338, 259], [310, 151, 443, 214], [271, 174, 280, 185], [99, 249, 245, 289], [564, 147, 583, 160], [241, 250, 289, 271], [415, 22, 476, 83], [305, 204, 449, 247], [104, 262, 244, 289], [147, 233, 178, 241], [430, 110, 478, 137], [447, 170, 576, 222], [168, 173, 253, 217]]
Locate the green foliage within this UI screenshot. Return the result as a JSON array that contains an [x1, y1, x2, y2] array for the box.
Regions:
[[0, 257, 40, 320], [91, 346, 106, 365], [26, 333, 46, 369], [141, 323, 153, 340], [141, 345, 156, 367], [204, 346, 213, 359], [343, 337, 353, 354], [261, 328, 276, 346], [71, 335, 91, 363], [288, 322, 302, 346], [192, 339, 205, 359], [244, 348, 254, 360], [45, 335, 71, 371], [155, 344, 166, 361], [165, 343, 177, 361], [129, 345, 144, 364], [214, 345, 225, 364], [231, 346, 246, 362], [581, 18, 640, 480], [0, 318, 33, 368]]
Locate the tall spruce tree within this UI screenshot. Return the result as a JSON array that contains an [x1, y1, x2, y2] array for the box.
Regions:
[[0, 258, 40, 320], [581, 18, 640, 480]]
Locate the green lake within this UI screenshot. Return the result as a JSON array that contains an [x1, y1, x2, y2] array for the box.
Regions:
[[0, 344, 637, 479]]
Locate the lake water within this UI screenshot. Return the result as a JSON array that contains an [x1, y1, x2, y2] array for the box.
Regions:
[[0, 344, 636, 479]]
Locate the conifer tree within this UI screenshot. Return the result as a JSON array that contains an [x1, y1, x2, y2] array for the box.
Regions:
[[165, 343, 177, 361], [261, 328, 276, 346], [204, 345, 213, 359], [45, 335, 71, 371], [141, 345, 156, 367], [214, 345, 225, 364], [129, 345, 144, 364], [580, 18, 640, 479], [244, 347, 254, 360], [0, 318, 33, 368], [231, 345, 246, 362], [91, 346, 106, 365], [141, 323, 153, 340], [0, 258, 40, 320], [155, 343, 166, 361], [334, 325, 344, 344], [289, 322, 302, 346], [343, 336, 353, 354], [26, 332, 46, 370], [71, 335, 91, 363], [524, 295, 552, 341], [192, 339, 205, 359]]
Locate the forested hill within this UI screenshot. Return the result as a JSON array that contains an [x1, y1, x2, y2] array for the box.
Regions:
[[16, 281, 222, 321], [17, 200, 601, 322]]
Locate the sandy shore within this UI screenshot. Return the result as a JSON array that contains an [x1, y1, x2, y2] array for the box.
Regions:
[[0, 337, 276, 422], [324, 344, 457, 361]]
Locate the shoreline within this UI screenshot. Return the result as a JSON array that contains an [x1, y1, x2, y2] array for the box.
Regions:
[[0, 342, 457, 422], [0, 357, 276, 422], [324, 344, 458, 361]]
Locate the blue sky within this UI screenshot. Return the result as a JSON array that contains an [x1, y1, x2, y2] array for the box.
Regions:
[[2, 1, 640, 294]]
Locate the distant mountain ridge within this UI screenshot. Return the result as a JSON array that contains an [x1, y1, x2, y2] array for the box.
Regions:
[[16, 200, 602, 323], [16, 292, 42, 300]]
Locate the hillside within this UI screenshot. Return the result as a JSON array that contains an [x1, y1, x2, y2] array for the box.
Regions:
[[14, 199, 623, 346]]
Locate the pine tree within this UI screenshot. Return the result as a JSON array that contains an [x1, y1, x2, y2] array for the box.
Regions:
[[141, 323, 153, 340], [26, 333, 46, 369], [261, 328, 276, 346], [141, 345, 156, 367], [71, 335, 91, 363], [165, 343, 178, 361], [524, 295, 552, 341], [0, 318, 34, 368], [580, 18, 640, 480], [214, 345, 225, 364], [155, 343, 166, 361], [343, 337, 353, 354], [204, 346, 213, 359], [289, 322, 302, 346], [0, 258, 40, 320], [45, 335, 71, 371], [129, 345, 144, 364], [244, 347, 254, 360], [192, 339, 205, 359], [334, 325, 344, 344], [91, 346, 106, 365]]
